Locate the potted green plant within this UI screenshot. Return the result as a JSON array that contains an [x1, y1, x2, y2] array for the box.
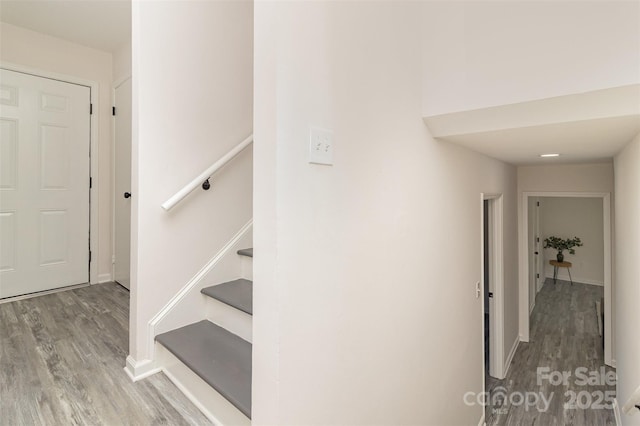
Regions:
[[543, 236, 583, 262]]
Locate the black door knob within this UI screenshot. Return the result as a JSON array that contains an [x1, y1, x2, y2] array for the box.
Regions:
[[124, 192, 131, 199]]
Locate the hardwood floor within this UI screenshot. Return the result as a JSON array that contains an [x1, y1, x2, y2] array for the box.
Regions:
[[486, 279, 615, 426], [0, 283, 211, 425]]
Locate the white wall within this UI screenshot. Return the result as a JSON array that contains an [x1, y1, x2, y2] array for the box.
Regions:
[[518, 163, 614, 194], [130, 0, 253, 362], [421, 1, 640, 116], [614, 133, 640, 425], [539, 197, 604, 285], [0, 22, 113, 283], [254, 2, 518, 424]]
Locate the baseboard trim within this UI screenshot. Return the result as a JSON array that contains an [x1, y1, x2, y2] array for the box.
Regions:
[[613, 398, 622, 426], [147, 219, 253, 358], [0, 283, 89, 304], [503, 336, 520, 377], [544, 273, 604, 286], [124, 355, 161, 382], [477, 412, 485, 426], [97, 273, 113, 283], [622, 384, 640, 415]]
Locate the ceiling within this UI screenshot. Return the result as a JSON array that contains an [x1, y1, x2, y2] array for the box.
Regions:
[[0, 0, 131, 53], [424, 85, 640, 166], [440, 116, 640, 165]]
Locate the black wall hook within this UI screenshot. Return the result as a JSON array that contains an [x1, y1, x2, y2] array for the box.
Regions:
[[202, 179, 211, 190]]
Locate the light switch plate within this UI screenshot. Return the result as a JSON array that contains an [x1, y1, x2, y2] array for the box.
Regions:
[[309, 127, 333, 165]]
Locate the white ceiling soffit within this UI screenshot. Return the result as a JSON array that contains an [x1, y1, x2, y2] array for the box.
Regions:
[[423, 85, 640, 165], [0, 0, 131, 53]]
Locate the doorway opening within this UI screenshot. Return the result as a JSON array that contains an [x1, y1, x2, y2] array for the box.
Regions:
[[484, 200, 491, 377], [482, 194, 506, 385], [519, 192, 613, 366], [113, 77, 132, 290]]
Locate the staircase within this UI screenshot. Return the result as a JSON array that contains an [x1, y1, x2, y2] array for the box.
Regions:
[[155, 248, 253, 425]]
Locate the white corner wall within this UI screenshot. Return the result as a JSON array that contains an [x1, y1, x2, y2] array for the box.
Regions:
[[0, 22, 114, 283], [254, 2, 518, 424], [539, 197, 604, 285], [130, 1, 253, 362], [421, 1, 640, 116], [614, 133, 640, 425], [113, 41, 131, 83]]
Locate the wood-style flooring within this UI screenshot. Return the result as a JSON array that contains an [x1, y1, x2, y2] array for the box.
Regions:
[[0, 283, 211, 425], [486, 279, 615, 426]]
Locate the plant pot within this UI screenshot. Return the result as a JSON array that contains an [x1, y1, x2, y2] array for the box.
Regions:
[[557, 253, 564, 263]]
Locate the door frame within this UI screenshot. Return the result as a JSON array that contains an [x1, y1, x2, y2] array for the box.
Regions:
[[519, 191, 613, 366], [528, 198, 541, 314], [111, 75, 132, 287], [1, 61, 100, 285], [481, 193, 506, 380]]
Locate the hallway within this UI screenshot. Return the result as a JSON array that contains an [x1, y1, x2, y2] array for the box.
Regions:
[[487, 279, 615, 425]]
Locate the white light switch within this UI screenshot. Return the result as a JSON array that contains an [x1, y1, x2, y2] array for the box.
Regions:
[[309, 127, 333, 165]]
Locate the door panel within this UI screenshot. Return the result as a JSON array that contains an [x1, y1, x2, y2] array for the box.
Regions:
[[483, 200, 490, 376], [114, 78, 132, 290], [0, 69, 90, 298], [528, 197, 540, 311], [0, 119, 18, 189], [537, 201, 545, 291], [0, 212, 16, 271]]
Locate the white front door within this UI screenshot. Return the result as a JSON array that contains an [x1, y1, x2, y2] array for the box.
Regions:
[[113, 78, 132, 289], [0, 69, 91, 298]]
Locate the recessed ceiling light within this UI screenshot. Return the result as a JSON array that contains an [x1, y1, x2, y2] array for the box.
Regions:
[[540, 153, 560, 158]]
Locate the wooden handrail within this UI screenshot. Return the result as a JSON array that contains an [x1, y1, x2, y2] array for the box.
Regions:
[[161, 134, 253, 211]]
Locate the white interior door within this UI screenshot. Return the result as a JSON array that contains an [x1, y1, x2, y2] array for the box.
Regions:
[[527, 198, 537, 312], [114, 78, 132, 289], [535, 200, 544, 292], [0, 69, 90, 299]]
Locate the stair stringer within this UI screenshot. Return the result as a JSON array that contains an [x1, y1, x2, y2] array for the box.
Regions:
[[148, 219, 252, 360]]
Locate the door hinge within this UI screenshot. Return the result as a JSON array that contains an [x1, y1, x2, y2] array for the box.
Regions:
[[90, 103, 93, 115], [537, 273, 540, 279], [537, 201, 540, 206], [89, 177, 92, 188], [89, 251, 92, 262], [112, 106, 116, 116], [537, 237, 540, 242]]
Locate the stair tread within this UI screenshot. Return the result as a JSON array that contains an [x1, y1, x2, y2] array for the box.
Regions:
[[237, 248, 253, 258], [201, 279, 253, 315], [156, 320, 251, 418]]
